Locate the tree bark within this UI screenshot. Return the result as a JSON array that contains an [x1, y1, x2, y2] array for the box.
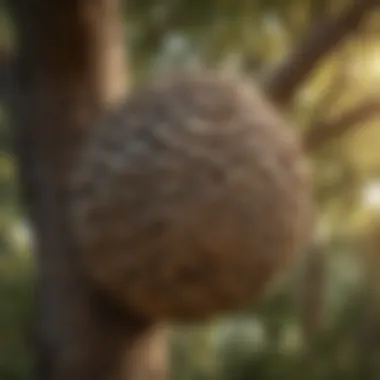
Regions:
[[263, 0, 378, 106], [7, 1, 166, 380]]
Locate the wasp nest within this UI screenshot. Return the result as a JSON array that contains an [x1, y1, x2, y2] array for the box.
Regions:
[[70, 71, 312, 321]]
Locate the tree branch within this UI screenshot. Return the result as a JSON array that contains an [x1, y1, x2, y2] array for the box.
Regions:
[[304, 98, 380, 152], [263, 0, 378, 106]]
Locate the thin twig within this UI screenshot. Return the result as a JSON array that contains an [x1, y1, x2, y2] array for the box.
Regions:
[[304, 98, 380, 151]]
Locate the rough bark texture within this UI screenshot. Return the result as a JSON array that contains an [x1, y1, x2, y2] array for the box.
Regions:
[[8, 1, 165, 380]]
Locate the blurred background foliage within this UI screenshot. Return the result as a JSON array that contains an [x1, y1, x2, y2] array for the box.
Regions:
[[2, 0, 380, 379]]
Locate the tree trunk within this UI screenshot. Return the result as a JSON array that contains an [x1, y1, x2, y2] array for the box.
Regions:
[[8, 1, 167, 380]]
